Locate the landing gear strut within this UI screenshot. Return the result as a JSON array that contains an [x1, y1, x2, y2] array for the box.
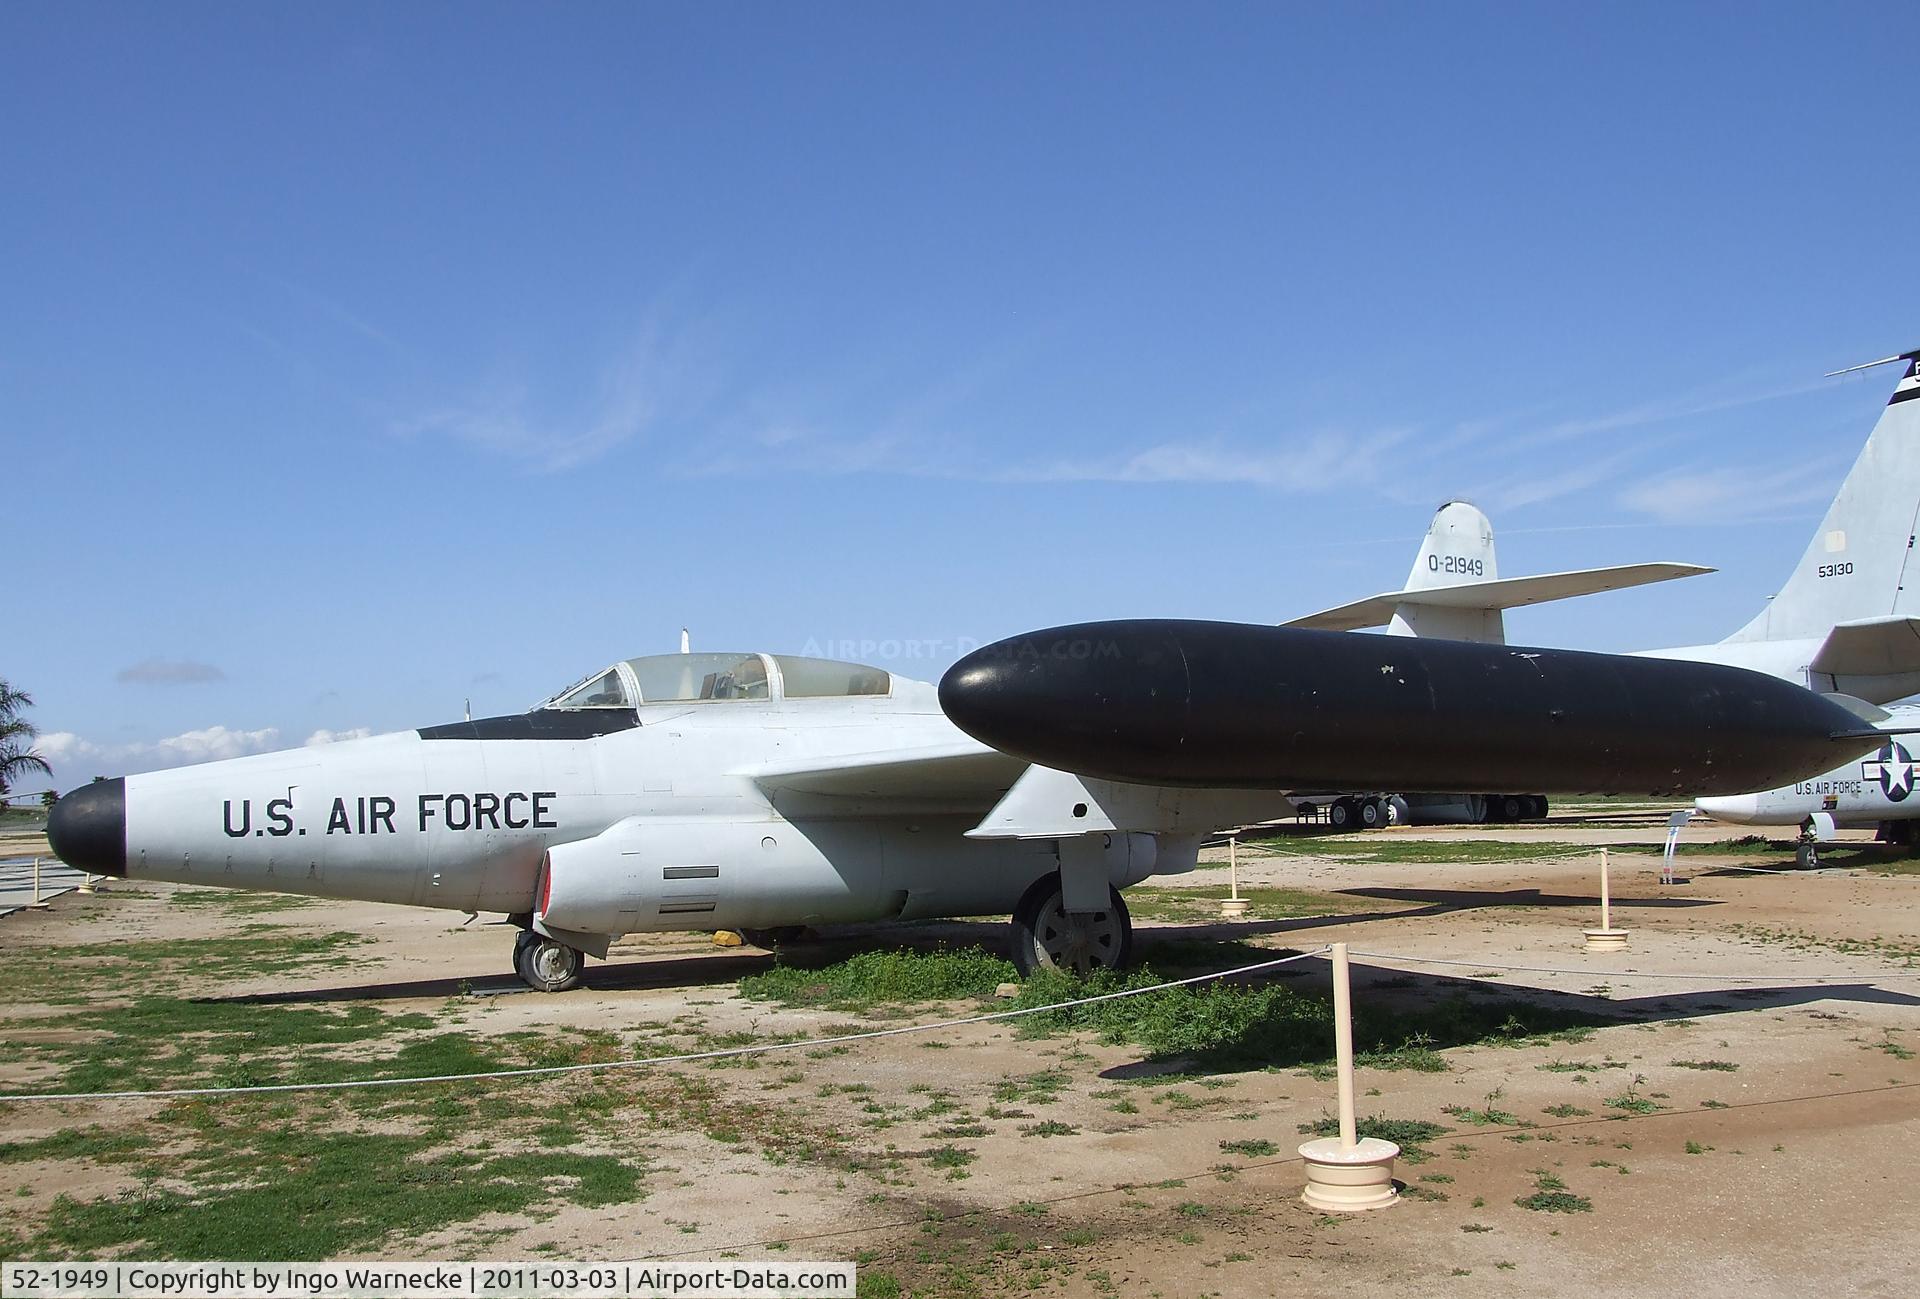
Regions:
[[1009, 872, 1133, 977], [514, 929, 585, 992]]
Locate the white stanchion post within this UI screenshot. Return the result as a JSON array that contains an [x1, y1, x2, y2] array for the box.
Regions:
[[1298, 941, 1398, 1210], [1220, 832, 1249, 917], [77, 872, 96, 895], [26, 856, 51, 910], [1584, 846, 1628, 951], [1332, 942, 1358, 1148]]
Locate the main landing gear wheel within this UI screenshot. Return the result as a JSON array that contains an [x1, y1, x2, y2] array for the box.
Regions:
[[1357, 798, 1385, 830], [514, 929, 584, 992], [1010, 872, 1133, 978], [741, 925, 808, 951], [1328, 798, 1355, 831]]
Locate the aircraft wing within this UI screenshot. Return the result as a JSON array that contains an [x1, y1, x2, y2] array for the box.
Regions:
[[739, 741, 1027, 802], [1810, 615, 1920, 679], [1285, 562, 1714, 632]]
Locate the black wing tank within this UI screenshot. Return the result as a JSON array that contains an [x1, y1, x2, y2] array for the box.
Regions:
[[938, 620, 1874, 797]]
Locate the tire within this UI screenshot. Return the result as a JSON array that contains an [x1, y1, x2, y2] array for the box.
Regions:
[[1010, 872, 1133, 978], [741, 925, 807, 951], [513, 929, 584, 992], [1328, 799, 1354, 831], [1357, 798, 1383, 830], [1527, 796, 1550, 820], [1498, 795, 1524, 822], [1794, 841, 1819, 870], [1386, 796, 1409, 826]]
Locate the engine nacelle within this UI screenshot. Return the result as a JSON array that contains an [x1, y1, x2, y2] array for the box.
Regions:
[[534, 814, 887, 938]]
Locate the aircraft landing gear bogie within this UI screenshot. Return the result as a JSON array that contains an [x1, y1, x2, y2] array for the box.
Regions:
[[514, 929, 585, 992], [741, 925, 808, 951], [1010, 872, 1133, 978]]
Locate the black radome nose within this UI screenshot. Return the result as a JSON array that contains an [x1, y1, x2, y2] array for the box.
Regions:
[[46, 778, 126, 877]]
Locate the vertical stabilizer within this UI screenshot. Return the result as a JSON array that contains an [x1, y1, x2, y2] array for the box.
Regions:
[[1391, 501, 1503, 640], [1725, 353, 1920, 644]]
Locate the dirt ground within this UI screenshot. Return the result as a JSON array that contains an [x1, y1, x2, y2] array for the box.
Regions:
[[1, 810, 1916, 1297]]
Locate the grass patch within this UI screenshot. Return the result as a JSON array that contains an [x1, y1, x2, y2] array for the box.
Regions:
[[0, 932, 372, 1004], [1670, 1060, 1739, 1072], [0, 1127, 150, 1166], [2, 997, 448, 1095], [1010, 963, 1609, 1072], [23, 1128, 644, 1259], [737, 947, 1015, 1011], [167, 889, 318, 914]]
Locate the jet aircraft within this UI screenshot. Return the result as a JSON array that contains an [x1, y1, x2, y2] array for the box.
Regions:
[[1696, 705, 1920, 850], [45, 632, 1871, 992]]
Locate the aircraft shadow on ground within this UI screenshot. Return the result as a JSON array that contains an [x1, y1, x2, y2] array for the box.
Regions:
[[217, 918, 1026, 1006], [1093, 952, 1920, 1081], [1338, 884, 1719, 912]]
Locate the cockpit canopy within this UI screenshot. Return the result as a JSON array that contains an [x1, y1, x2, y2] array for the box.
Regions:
[[543, 653, 891, 710]]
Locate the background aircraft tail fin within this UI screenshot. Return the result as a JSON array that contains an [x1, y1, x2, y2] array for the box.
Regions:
[[1725, 351, 1920, 645], [1284, 501, 1708, 643]]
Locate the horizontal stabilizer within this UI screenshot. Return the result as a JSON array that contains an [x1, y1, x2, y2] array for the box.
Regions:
[[740, 741, 1025, 802], [1285, 563, 1714, 633], [1809, 616, 1920, 679]]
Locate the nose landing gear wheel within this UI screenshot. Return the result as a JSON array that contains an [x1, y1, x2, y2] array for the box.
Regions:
[[514, 930, 584, 992], [1010, 873, 1133, 978]]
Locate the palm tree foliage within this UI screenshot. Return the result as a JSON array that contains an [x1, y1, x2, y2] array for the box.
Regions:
[[0, 679, 52, 795]]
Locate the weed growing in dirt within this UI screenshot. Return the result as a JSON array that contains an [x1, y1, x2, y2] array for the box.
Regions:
[[1296, 1116, 1448, 1152], [1604, 1075, 1661, 1115], [1217, 1138, 1277, 1157]]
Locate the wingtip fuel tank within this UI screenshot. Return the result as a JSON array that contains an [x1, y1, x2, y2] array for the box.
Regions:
[[939, 620, 1875, 797]]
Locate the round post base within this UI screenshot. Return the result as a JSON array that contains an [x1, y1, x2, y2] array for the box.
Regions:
[[1583, 928, 1629, 952], [1218, 897, 1251, 918], [1298, 1137, 1400, 1211]]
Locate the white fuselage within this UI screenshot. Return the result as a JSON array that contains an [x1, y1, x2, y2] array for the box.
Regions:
[[1696, 734, 1920, 829], [118, 679, 1067, 935]]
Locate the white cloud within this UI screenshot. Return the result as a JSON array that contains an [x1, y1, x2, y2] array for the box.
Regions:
[[395, 320, 716, 472], [1618, 463, 1841, 525], [35, 726, 285, 781], [116, 658, 225, 685], [304, 727, 373, 746]]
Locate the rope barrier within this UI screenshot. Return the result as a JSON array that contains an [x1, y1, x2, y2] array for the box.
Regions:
[[0, 947, 1334, 1104]]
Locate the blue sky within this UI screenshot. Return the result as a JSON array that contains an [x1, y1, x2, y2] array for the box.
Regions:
[[3, 3, 1913, 789]]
